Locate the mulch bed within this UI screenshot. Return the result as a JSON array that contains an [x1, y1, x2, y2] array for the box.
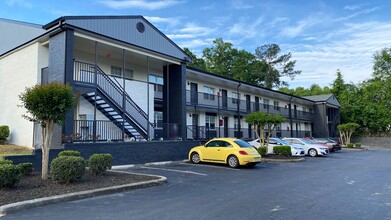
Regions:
[[0, 171, 159, 206]]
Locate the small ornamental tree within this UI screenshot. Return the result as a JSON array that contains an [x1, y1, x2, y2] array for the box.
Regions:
[[337, 123, 360, 146], [245, 112, 285, 153], [19, 82, 74, 179]]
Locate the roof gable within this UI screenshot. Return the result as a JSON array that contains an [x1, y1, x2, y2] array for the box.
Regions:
[[44, 16, 191, 62], [0, 18, 45, 55], [303, 94, 341, 107]]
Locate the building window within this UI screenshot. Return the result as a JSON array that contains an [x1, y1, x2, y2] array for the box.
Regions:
[[154, 111, 163, 128], [205, 115, 216, 129], [203, 86, 215, 100], [276, 124, 281, 131], [273, 101, 280, 111], [111, 66, 133, 79], [304, 123, 309, 131], [149, 74, 163, 92], [263, 99, 270, 109], [232, 92, 239, 104], [303, 107, 307, 115]]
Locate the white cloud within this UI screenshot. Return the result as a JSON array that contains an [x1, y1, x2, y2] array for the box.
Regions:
[[228, 16, 263, 39], [335, 7, 379, 22], [6, 0, 32, 8], [144, 16, 180, 26], [231, 0, 253, 9], [177, 39, 212, 48], [99, 0, 183, 10], [281, 15, 324, 38], [284, 22, 391, 88], [200, 3, 215, 10], [344, 4, 363, 11]]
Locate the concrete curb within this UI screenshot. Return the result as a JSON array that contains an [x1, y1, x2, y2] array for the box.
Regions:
[[0, 171, 167, 216], [262, 157, 305, 163], [341, 147, 368, 151]]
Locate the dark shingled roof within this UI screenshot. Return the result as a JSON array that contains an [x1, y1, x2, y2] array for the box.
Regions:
[[303, 94, 341, 107]]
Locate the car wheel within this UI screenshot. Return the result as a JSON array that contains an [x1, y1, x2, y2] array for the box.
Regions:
[[308, 148, 317, 157], [227, 155, 239, 168], [191, 152, 201, 164]]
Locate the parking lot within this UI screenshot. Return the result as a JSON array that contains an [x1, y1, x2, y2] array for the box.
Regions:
[[3, 148, 391, 220]]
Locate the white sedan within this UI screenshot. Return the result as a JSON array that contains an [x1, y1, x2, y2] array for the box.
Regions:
[[248, 137, 305, 156], [282, 138, 329, 157]]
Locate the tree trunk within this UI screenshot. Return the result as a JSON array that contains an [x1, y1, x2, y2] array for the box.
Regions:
[[339, 131, 345, 146], [41, 121, 54, 180]]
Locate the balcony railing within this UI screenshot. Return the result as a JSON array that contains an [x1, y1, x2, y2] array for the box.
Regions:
[[186, 90, 313, 121], [185, 126, 312, 140]]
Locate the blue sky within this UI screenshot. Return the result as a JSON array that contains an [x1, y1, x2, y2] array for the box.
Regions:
[[2, 0, 391, 88]]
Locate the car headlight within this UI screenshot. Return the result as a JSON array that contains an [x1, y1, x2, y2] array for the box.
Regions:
[[321, 147, 327, 150]]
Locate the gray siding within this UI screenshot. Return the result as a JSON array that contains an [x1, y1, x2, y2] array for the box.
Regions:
[[326, 96, 341, 107], [0, 19, 45, 55], [67, 17, 187, 61]]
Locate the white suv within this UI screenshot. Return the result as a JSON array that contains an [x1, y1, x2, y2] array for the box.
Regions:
[[282, 138, 329, 157]]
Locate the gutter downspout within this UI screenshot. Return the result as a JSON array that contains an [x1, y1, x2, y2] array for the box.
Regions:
[[237, 82, 241, 139], [289, 96, 293, 137]]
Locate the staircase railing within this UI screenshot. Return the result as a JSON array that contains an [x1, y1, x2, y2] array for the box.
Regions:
[[73, 61, 153, 138]]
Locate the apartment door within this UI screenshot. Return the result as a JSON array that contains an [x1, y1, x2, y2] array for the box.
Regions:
[[190, 83, 198, 105], [221, 89, 228, 110], [192, 114, 198, 140], [294, 105, 298, 118], [246, 95, 251, 112], [223, 116, 228, 137], [255, 96, 259, 111]]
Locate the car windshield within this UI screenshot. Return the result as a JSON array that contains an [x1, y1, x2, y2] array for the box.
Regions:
[[301, 139, 311, 144], [273, 138, 290, 145], [234, 140, 253, 148]]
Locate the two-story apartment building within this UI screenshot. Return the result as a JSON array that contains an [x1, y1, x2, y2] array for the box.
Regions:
[[0, 16, 340, 149]]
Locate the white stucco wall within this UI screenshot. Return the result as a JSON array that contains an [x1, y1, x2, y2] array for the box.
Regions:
[[0, 42, 48, 148]]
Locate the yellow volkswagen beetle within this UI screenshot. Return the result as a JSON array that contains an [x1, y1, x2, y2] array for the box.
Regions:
[[188, 138, 261, 168]]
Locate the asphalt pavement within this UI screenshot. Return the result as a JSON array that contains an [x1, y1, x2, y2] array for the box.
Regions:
[[2, 147, 391, 220]]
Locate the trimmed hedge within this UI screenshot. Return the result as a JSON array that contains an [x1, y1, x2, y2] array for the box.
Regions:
[[274, 146, 291, 157], [0, 164, 21, 189], [58, 150, 81, 157], [0, 125, 10, 144], [88, 154, 112, 176], [347, 143, 354, 148], [257, 146, 267, 156], [50, 156, 85, 183], [355, 143, 362, 148], [16, 162, 34, 175], [0, 159, 13, 165]]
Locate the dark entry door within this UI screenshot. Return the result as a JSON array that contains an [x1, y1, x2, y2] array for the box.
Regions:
[[255, 96, 259, 111], [246, 95, 251, 112], [294, 105, 297, 118], [190, 83, 198, 105], [221, 89, 227, 109], [192, 114, 198, 139], [224, 116, 228, 137]]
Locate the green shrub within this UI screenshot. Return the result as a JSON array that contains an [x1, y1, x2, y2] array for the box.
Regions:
[[347, 143, 354, 148], [0, 159, 13, 165], [58, 150, 81, 157], [257, 146, 267, 156], [274, 146, 291, 157], [355, 143, 362, 148], [0, 125, 10, 144], [50, 156, 85, 183], [16, 162, 34, 175], [0, 164, 21, 189], [88, 154, 112, 175]]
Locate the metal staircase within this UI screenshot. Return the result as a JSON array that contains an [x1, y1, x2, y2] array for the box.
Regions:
[[74, 61, 153, 140]]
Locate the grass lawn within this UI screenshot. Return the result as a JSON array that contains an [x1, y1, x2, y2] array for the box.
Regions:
[[0, 144, 33, 160]]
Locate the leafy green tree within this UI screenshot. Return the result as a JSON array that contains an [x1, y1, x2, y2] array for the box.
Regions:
[[202, 38, 237, 78], [373, 47, 391, 80], [19, 82, 74, 179], [255, 44, 301, 88], [183, 47, 206, 70], [245, 112, 284, 153], [337, 123, 360, 145]]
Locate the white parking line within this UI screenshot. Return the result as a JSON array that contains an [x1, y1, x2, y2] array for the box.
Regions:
[[140, 166, 208, 176], [180, 162, 241, 171]]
